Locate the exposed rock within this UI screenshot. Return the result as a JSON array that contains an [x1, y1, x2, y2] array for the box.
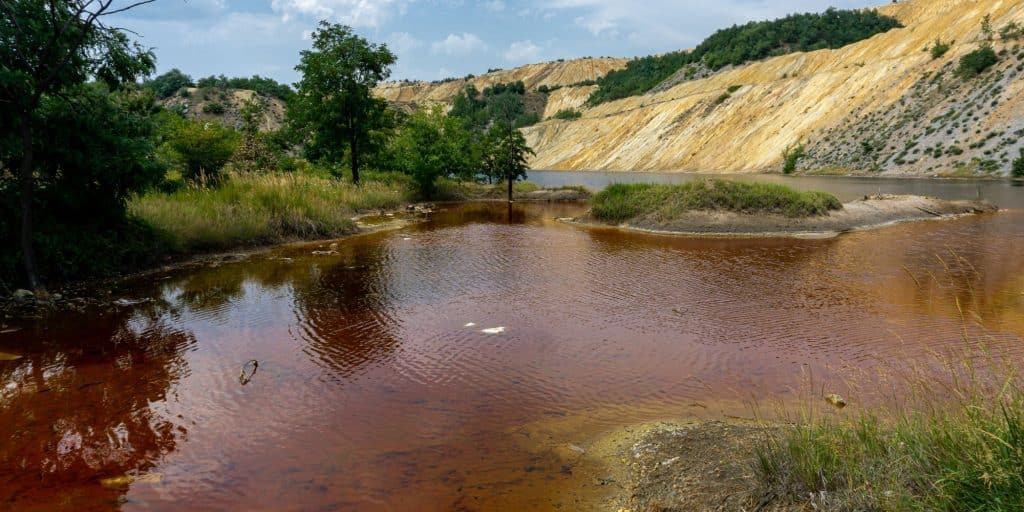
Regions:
[[12, 289, 34, 301]]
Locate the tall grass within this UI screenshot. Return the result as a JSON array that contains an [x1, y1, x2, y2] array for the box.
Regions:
[[755, 325, 1024, 510], [591, 179, 842, 223], [129, 173, 407, 252]]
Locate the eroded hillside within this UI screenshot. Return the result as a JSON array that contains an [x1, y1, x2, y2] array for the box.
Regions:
[[160, 88, 286, 132], [375, 57, 627, 105], [521, 0, 1024, 176]]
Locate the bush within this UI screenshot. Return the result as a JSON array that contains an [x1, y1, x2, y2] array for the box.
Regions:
[[782, 143, 806, 174], [202, 102, 226, 115], [930, 38, 952, 59], [142, 68, 195, 99], [165, 120, 240, 182], [553, 108, 582, 120], [956, 46, 999, 78], [591, 180, 841, 222], [715, 93, 731, 104], [1013, 148, 1024, 177]]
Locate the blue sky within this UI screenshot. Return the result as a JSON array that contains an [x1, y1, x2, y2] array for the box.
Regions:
[[113, 0, 878, 84]]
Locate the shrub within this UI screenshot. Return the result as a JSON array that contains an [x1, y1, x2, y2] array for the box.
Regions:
[[930, 38, 952, 59], [956, 46, 999, 79], [715, 93, 731, 104], [166, 120, 240, 182], [782, 143, 806, 174], [553, 108, 582, 120], [727, 84, 742, 93], [202, 102, 226, 115], [1013, 148, 1024, 177]]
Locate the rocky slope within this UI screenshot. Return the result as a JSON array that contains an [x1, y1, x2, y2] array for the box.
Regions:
[[375, 57, 627, 104], [160, 88, 286, 132], [516, 0, 1024, 176]]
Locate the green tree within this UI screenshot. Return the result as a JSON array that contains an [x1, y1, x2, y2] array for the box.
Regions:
[[388, 106, 472, 199], [143, 68, 194, 99], [166, 120, 239, 182], [0, 0, 157, 289], [484, 96, 535, 202], [1013, 149, 1024, 178], [288, 22, 395, 185]]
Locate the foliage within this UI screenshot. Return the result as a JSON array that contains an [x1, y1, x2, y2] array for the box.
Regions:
[[130, 173, 406, 253], [195, 74, 294, 101], [288, 22, 396, 184], [0, 0, 159, 287], [142, 68, 194, 99], [1001, 21, 1024, 41], [386, 106, 474, 199], [450, 82, 541, 132], [929, 38, 952, 59], [165, 119, 240, 182], [0, 85, 166, 284], [202, 101, 226, 115], [553, 108, 582, 120], [1013, 148, 1024, 178], [587, 8, 901, 105], [480, 123, 534, 195], [590, 180, 841, 222], [956, 46, 999, 79], [782, 143, 806, 174]]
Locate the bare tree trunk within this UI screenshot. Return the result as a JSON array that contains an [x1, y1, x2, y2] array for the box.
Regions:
[[507, 176, 513, 203], [18, 118, 39, 290], [350, 134, 360, 185]]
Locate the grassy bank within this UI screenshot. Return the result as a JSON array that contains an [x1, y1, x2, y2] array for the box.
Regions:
[[129, 173, 407, 253], [590, 180, 842, 223], [755, 352, 1024, 510]]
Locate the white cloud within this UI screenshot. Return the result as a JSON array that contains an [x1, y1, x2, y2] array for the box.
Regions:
[[387, 31, 424, 55], [483, 0, 505, 12], [270, 0, 413, 28], [431, 33, 487, 55], [536, 0, 871, 46], [504, 40, 543, 62]]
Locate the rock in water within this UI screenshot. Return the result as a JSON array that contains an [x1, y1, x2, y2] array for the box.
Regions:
[[12, 289, 34, 301]]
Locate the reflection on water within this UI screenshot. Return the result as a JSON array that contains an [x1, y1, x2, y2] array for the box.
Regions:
[[1, 202, 1024, 510]]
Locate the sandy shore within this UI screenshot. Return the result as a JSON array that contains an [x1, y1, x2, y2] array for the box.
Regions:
[[575, 194, 997, 238]]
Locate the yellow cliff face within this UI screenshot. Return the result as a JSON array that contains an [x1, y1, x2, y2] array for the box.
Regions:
[[375, 58, 628, 104], [524, 0, 1024, 174]]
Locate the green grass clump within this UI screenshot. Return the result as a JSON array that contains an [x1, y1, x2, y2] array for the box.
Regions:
[[590, 180, 841, 223], [130, 173, 406, 252], [756, 365, 1024, 511]]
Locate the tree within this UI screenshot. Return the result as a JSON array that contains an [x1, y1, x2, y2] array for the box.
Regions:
[[484, 94, 534, 202], [166, 120, 239, 182], [0, 0, 158, 289], [143, 68, 194, 99], [289, 22, 395, 185], [388, 106, 473, 199]]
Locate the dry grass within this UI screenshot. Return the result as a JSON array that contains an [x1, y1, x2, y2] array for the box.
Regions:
[[129, 173, 407, 252]]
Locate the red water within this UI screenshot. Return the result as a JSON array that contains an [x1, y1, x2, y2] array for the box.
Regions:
[[2, 202, 1023, 511]]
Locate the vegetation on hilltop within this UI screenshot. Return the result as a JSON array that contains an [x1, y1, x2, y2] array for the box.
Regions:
[[587, 8, 902, 105], [142, 70, 295, 101], [591, 180, 841, 223]]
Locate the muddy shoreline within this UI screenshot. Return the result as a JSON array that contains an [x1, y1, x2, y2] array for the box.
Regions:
[[574, 195, 997, 238]]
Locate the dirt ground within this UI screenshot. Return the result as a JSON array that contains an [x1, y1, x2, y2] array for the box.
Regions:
[[583, 420, 795, 512]]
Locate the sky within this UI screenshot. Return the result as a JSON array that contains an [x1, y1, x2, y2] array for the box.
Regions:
[[112, 0, 878, 85]]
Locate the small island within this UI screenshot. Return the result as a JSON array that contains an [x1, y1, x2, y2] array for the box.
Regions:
[[576, 180, 997, 238]]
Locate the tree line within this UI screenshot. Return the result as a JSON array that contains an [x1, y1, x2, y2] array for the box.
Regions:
[[0, 1, 532, 290], [587, 8, 903, 105]]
